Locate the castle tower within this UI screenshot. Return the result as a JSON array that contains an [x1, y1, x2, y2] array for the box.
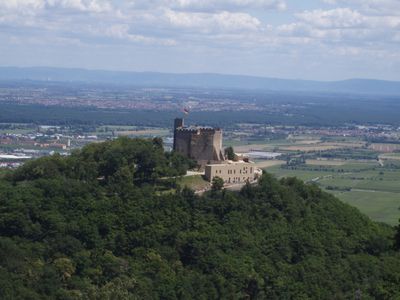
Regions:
[[172, 118, 225, 166], [173, 118, 184, 151]]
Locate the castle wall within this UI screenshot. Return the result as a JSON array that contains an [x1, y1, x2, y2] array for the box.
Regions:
[[174, 130, 193, 158]]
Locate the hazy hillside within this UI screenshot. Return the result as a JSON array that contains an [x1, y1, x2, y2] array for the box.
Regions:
[[2, 67, 400, 95], [0, 138, 399, 299]]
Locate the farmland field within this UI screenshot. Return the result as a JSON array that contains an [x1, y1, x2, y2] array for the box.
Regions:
[[279, 142, 365, 152], [254, 160, 286, 169], [333, 191, 400, 225], [306, 159, 347, 166], [370, 143, 400, 152], [115, 129, 170, 137], [264, 161, 400, 225], [380, 153, 400, 160]]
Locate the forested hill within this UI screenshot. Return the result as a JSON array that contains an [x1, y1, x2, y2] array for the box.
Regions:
[[0, 138, 400, 299]]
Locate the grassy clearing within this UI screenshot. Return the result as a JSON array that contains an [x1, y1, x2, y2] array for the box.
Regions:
[[177, 175, 210, 190]]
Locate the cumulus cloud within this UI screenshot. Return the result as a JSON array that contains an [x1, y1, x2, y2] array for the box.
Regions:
[[323, 0, 400, 13], [296, 8, 366, 28], [164, 10, 261, 32], [0, 0, 269, 45], [95, 24, 177, 45], [130, 0, 287, 12], [0, 0, 399, 79], [0, 0, 112, 13], [278, 5, 400, 45]]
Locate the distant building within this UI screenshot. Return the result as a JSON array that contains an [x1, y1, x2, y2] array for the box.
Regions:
[[205, 160, 260, 184], [173, 118, 224, 166]]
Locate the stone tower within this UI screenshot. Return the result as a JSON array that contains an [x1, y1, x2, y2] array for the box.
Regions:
[[173, 118, 224, 165]]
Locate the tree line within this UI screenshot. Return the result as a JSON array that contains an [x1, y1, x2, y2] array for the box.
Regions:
[[0, 137, 399, 299]]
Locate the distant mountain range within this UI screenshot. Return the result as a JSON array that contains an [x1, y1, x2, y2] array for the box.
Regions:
[[1, 66, 400, 95]]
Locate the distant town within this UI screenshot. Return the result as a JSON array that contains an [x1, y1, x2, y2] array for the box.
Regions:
[[1, 121, 399, 168]]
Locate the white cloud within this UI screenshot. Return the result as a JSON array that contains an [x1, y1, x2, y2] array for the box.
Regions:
[[296, 8, 366, 28], [164, 10, 261, 32], [130, 0, 286, 12], [98, 24, 177, 45], [47, 0, 112, 13], [277, 6, 400, 45], [323, 0, 400, 15], [0, 0, 43, 9], [0, 0, 400, 80]]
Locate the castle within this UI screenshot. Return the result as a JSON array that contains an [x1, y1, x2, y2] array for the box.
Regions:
[[173, 118, 224, 166], [172, 118, 260, 183]]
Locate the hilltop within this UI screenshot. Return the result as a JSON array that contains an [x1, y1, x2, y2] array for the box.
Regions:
[[0, 137, 399, 299]]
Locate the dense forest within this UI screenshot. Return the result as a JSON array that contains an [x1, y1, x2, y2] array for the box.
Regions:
[[0, 137, 400, 299]]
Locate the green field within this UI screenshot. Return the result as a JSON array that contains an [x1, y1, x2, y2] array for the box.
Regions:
[[332, 190, 400, 225], [265, 162, 400, 225], [0, 129, 33, 134], [177, 175, 210, 190], [0, 168, 10, 179]]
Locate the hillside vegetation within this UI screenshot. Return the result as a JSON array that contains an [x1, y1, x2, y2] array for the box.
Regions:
[[0, 138, 399, 299]]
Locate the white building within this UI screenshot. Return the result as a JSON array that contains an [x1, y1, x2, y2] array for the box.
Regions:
[[205, 161, 260, 184]]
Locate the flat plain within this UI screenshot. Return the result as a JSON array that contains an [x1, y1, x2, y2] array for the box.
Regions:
[[227, 133, 399, 225], [264, 161, 400, 225]]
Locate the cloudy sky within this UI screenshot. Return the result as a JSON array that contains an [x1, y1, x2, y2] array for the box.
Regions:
[[0, 0, 399, 80]]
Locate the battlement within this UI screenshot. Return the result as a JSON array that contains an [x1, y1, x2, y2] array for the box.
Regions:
[[175, 127, 200, 133], [176, 126, 221, 134]]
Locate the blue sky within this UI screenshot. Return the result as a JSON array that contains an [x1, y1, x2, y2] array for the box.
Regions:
[[0, 0, 399, 80]]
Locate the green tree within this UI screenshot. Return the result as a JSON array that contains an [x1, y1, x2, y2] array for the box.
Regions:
[[395, 219, 400, 250], [1, 138, 400, 299], [211, 176, 224, 191], [224, 146, 235, 161]]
